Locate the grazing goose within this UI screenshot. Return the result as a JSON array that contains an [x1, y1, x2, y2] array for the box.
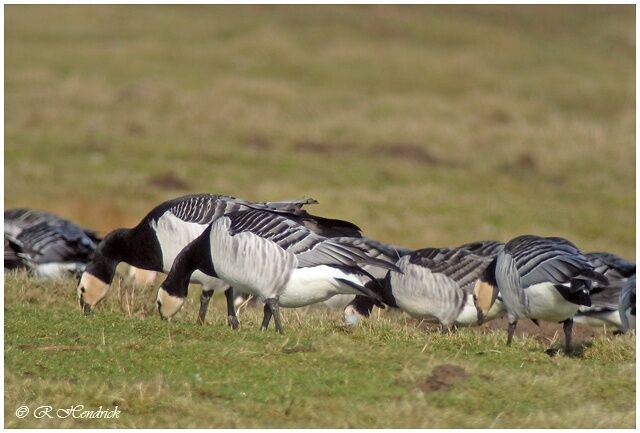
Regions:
[[574, 252, 635, 331], [4, 209, 100, 277], [452, 240, 506, 325], [156, 209, 399, 333], [344, 240, 505, 327], [495, 235, 607, 354], [77, 193, 361, 328], [619, 274, 636, 333], [384, 244, 500, 328]]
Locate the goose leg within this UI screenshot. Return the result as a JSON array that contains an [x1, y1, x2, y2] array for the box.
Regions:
[[197, 290, 214, 325], [563, 318, 573, 355], [506, 319, 518, 346], [224, 287, 240, 330], [266, 298, 284, 334], [260, 303, 273, 331]]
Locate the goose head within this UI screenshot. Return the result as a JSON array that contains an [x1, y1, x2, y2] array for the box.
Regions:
[[77, 260, 113, 314], [77, 229, 126, 313], [472, 279, 499, 323], [156, 286, 186, 320]]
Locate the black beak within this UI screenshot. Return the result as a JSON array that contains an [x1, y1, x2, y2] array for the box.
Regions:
[[79, 296, 92, 315], [157, 301, 167, 320], [476, 305, 485, 325]]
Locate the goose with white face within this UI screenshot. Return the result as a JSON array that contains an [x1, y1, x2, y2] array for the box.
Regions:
[[76, 193, 359, 328], [156, 287, 186, 320], [77, 272, 110, 313]]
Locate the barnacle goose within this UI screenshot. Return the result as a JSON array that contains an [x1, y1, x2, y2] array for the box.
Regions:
[[4, 208, 100, 277], [619, 274, 636, 333], [77, 193, 361, 328], [573, 252, 635, 331], [156, 209, 399, 333], [344, 240, 505, 327], [494, 235, 608, 354]]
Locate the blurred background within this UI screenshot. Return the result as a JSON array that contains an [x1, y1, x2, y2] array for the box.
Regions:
[[5, 5, 635, 258]]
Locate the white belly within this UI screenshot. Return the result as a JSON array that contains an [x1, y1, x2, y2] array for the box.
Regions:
[[192, 271, 229, 292], [323, 294, 356, 309], [526, 282, 580, 322], [152, 212, 207, 272], [455, 296, 507, 326], [455, 295, 480, 326], [574, 310, 622, 330], [33, 262, 84, 278], [279, 266, 364, 308]]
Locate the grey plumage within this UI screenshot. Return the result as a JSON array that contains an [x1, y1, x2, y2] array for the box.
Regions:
[[586, 252, 635, 306], [5, 208, 99, 276], [391, 255, 468, 326], [573, 252, 635, 330], [219, 209, 397, 275], [382, 244, 501, 326], [456, 240, 505, 258], [343, 241, 505, 326], [619, 274, 636, 333], [407, 247, 496, 293], [495, 235, 607, 354], [192, 209, 400, 331], [162, 194, 361, 238], [5, 208, 100, 242], [586, 252, 636, 279], [331, 237, 411, 262]]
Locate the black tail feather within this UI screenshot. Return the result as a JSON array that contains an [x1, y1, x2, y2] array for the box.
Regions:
[[579, 268, 609, 286]]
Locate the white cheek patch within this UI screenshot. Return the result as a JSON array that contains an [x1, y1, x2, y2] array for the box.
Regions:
[[79, 272, 109, 307], [157, 287, 186, 319]]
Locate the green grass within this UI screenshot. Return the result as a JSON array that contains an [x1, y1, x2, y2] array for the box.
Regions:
[[4, 5, 636, 428], [4, 272, 636, 428]]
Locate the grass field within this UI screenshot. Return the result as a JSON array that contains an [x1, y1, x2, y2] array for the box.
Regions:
[[4, 271, 636, 428], [4, 5, 636, 428]]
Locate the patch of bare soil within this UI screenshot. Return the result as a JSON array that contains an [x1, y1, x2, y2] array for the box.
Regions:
[[418, 364, 469, 393], [374, 143, 452, 166], [148, 172, 191, 190], [483, 317, 597, 344], [245, 135, 273, 151], [500, 152, 538, 175], [293, 139, 344, 156], [292, 138, 456, 166]]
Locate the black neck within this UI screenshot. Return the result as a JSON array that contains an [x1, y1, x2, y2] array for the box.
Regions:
[[85, 225, 163, 283], [162, 225, 216, 298], [363, 274, 398, 308], [480, 257, 498, 287]]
